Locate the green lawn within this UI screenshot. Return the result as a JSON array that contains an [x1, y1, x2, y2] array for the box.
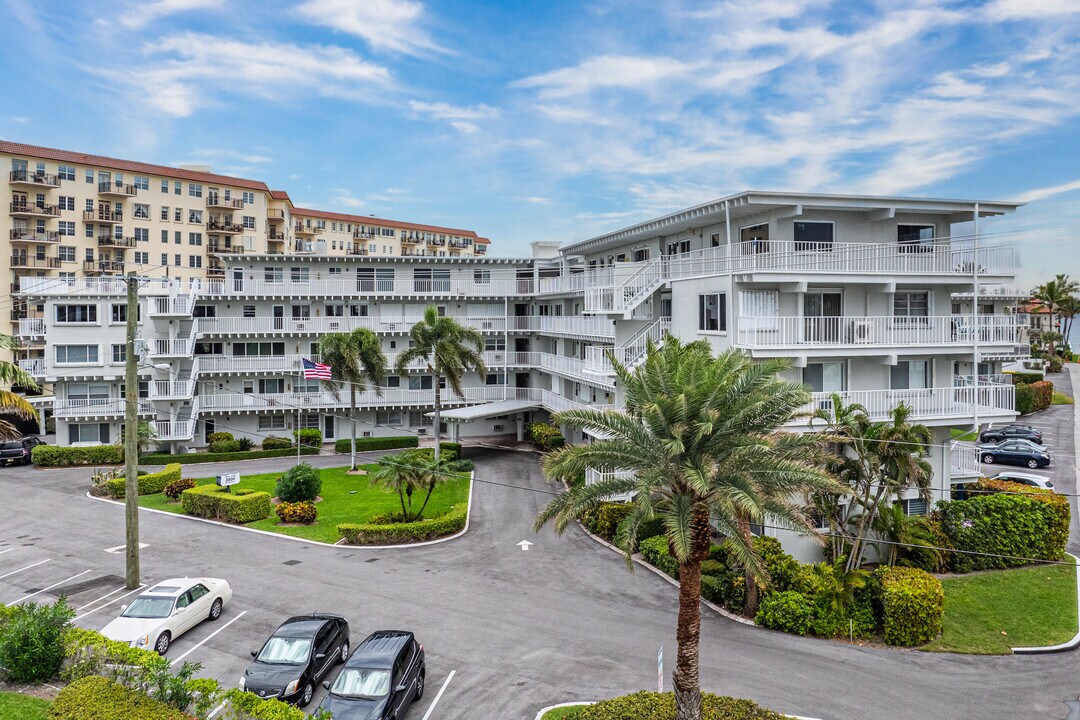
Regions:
[[0, 692, 50, 720], [923, 561, 1078, 654], [540, 707, 587, 719], [950, 428, 978, 441], [138, 464, 471, 543], [1052, 391, 1074, 405]]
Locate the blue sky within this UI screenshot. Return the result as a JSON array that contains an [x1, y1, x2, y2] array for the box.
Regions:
[[1, 0, 1078, 286]]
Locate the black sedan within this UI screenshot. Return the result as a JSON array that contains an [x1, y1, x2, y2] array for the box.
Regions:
[[241, 613, 350, 707], [978, 424, 1043, 445], [318, 630, 425, 720], [978, 439, 1051, 468]]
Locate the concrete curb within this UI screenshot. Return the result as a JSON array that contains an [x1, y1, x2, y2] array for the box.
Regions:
[[1012, 552, 1080, 654], [533, 702, 593, 719], [84, 469, 475, 551]]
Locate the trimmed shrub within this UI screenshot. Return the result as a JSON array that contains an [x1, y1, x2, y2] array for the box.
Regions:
[[218, 688, 311, 720], [937, 478, 1069, 572], [260, 436, 292, 451], [639, 535, 680, 579], [338, 505, 467, 544], [755, 591, 813, 635], [754, 535, 803, 594], [48, 675, 192, 720], [163, 477, 196, 501], [1030, 380, 1054, 412], [439, 441, 461, 457], [1011, 371, 1044, 384], [292, 428, 322, 448], [61, 627, 161, 684], [1015, 383, 1036, 415], [275, 500, 317, 525], [139, 447, 318, 465], [207, 432, 234, 444], [335, 435, 419, 453], [582, 502, 633, 541], [1048, 357, 1064, 373], [879, 566, 943, 646], [275, 463, 321, 502], [106, 464, 182, 498], [32, 444, 124, 467], [576, 690, 785, 720], [180, 484, 272, 523], [236, 437, 255, 451], [209, 439, 242, 454], [0, 598, 74, 682], [529, 422, 565, 451]]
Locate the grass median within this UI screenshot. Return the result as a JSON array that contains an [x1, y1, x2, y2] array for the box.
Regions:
[[540, 707, 588, 719], [923, 560, 1077, 654], [138, 464, 470, 544]]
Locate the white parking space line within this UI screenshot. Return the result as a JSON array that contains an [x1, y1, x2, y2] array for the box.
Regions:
[[14, 569, 92, 604], [0, 558, 49, 581], [73, 583, 147, 622], [73, 584, 129, 613], [104, 543, 148, 554], [0, 548, 14, 555], [421, 670, 456, 720], [170, 610, 247, 665]]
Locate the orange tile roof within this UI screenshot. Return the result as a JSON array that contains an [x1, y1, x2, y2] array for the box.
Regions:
[[291, 206, 482, 238], [0, 141, 270, 191], [269, 189, 292, 202]]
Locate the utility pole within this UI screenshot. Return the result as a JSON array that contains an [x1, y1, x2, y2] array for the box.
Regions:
[[124, 273, 141, 590]]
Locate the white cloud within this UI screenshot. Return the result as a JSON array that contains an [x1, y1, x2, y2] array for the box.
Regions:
[[984, 0, 1080, 20], [292, 0, 445, 56], [407, 100, 497, 133], [332, 188, 364, 208], [535, 104, 611, 125], [526, 196, 551, 205], [109, 33, 393, 117], [1016, 179, 1080, 203], [511, 55, 702, 99], [119, 0, 217, 28]]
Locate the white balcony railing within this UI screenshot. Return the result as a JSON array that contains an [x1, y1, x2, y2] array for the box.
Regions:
[[17, 276, 175, 296], [509, 315, 616, 339], [584, 317, 671, 374], [54, 398, 155, 417], [153, 420, 194, 441], [18, 358, 45, 376], [950, 441, 981, 478], [204, 277, 535, 298], [799, 385, 1014, 425], [16, 318, 45, 337], [196, 315, 508, 336], [735, 315, 1024, 349], [585, 467, 636, 503], [149, 380, 196, 399]]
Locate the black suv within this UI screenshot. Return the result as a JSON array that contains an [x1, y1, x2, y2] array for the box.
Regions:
[[978, 424, 1043, 445], [318, 631, 426, 720], [241, 613, 350, 707], [0, 437, 43, 466]]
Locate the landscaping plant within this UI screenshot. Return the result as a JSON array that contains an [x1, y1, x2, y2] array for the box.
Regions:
[[0, 597, 74, 682], [275, 462, 322, 502], [276, 500, 318, 524], [319, 328, 388, 470]]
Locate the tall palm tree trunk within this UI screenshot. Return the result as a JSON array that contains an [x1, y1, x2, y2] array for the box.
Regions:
[[433, 373, 442, 463], [739, 513, 759, 617], [349, 385, 358, 471], [674, 509, 711, 720]]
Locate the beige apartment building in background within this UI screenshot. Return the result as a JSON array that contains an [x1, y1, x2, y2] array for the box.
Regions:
[[1, 141, 490, 368]]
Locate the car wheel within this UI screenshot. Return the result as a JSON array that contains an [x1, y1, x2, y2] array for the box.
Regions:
[[1028, 459, 1039, 468], [338, 640, 349, 664], [299, 682, 314, 708], [208, 598, 222, 621], [414, 669, 425, 701], [981, 454, 995, 464], [154, 632, 171, 656]]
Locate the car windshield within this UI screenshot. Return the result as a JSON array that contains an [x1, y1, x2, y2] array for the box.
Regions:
[[122, 597, 174, 619], [0, 441, 22, 450], [330, 668, 391, 698], [256, 637, 312, 665]]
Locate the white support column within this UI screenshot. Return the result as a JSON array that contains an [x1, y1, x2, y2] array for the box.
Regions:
[[516, 414, 525, 442]]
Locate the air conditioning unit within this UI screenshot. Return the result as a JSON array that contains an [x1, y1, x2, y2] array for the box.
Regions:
[[362, 431, 371, 438], [416, 428, 427, 435], [851, 319, 874, 343], [493, 424, 504, 432]]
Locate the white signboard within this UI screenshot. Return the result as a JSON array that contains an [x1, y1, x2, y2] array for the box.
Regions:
[[216, 472, 240, 487]]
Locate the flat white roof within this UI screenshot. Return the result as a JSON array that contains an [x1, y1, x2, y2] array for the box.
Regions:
[[429, 400, 537, 421]]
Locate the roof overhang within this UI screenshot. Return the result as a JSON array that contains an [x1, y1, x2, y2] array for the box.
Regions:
[[429, 400, 537, 421]]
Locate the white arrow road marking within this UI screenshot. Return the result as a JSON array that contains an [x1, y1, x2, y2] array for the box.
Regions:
[[73, 583, 147, 622], [105, 543, 148, 554], [15, 569, 92, 604], [517, 540, 533, 551], [0, 558, 49, 580], [421, 669, 455, 720], [170, 610, 247, 665]]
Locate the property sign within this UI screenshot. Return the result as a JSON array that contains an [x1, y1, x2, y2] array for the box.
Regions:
[[216, 472, 240, 487], [658, 646, 663, 693]]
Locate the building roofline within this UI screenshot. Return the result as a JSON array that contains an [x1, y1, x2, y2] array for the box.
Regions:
[[291, 206, 483, 239], [217, 252, 527, 264]]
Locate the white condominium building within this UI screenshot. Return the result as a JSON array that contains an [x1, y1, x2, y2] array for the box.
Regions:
[[20, 191, 1025, 560]]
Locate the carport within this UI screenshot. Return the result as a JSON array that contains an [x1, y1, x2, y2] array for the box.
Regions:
[[428, 400, 540, 443]]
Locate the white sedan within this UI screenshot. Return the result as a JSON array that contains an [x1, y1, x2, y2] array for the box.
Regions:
[[100, 577, 233, 655]]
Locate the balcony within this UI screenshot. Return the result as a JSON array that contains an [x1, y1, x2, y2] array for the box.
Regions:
[[17, 358, 45, 377], [585, 467, 635, 502], [16, 317, 45, 337], [207, 264, 225, 277], [10, 202, 59, 218], [9, 170, 60, 188], [10, 229, 60, 243], [216, 276, 535, 298], [509, 315, 616, 339], [267, 209, 286, 220], [10, 255, 60, 270], [206, 196, 244, 211], [54, 398, 154, 418], [734, 315, 1025, 355], [401, 235, 422, 244], [294, 224, 323, 236], [347, 245, 368, 256], [196, 313, 512, 337], [98, 181, 138, 197], [207, 221, 244, 235], [208, 243, 245, 255], [795, 385, 1014, 427], [151, 296, 193, 316], [149, 379, 196, 400], [83, 209, 123, 224], [17, 276, 175, 296], [83, 260, 125, 275], [266, 230, 286, 241], [147, 338, 193, 358], [98, 235, 137, 249], [153, 420, 194, 441]]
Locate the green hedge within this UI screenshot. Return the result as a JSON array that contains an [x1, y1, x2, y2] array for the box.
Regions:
[[61, 627, 162, 683], [218, 688, 311, 720], [48, 675, 191, 720], [582, 502, 633, 541], [140, 447, 318, 465], [338, 505, 467, 545], [755, 590, 813, 636], [640, 535, 680, 579], [1011, 371, 1044, 384], [334, 435, 418, 453], [529, 422, 565, 451], [937, 479, 1070, 572], [180, 484, 272, 523], [106, 464, 182, 499], [292, 428, 322, 448], [577, 691, 785, 720], [1030, 380, 1054, 412], [260, 436, 291, 451], [1015, 383, 1036, 415], [32, 444, 124, 467], [879, 567, 944, 646]]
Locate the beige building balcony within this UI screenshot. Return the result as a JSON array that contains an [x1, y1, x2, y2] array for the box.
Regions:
[[10, 229, 60, 243], [9, 169, 60, 188], [97, 235, 137, 249], [10, 202, 59, 218], [10, 255, 60, 269], [83, 260, 125, 275], [98, 181, 138, 198], [83, 209, 123, 224], [294, 224, 323, 236], [207, 221, 244, 235], [206, 196, 244, 211]]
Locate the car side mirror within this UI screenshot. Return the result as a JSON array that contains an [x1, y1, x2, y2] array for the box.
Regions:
[[395, 683, 408, 693], [250, 649, 258, 658], [316, 652, 327, 660], [322, 681, 331, 690]]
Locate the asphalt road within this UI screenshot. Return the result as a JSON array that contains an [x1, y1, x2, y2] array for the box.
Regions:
[[1, 442, 1079, 719]]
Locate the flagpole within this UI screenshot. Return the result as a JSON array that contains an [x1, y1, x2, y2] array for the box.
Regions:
[[297, 367, 302, 465]]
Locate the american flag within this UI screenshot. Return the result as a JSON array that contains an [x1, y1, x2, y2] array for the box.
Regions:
[[302, 357, 332, 380]]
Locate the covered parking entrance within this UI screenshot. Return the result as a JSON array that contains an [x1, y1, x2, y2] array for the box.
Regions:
[[428, 400, 541, 443]]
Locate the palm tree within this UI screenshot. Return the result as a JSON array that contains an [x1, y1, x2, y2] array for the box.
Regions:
[[534, 338, 839, 720], [1057, 295, 1080, 354], [369, 451, 427, 522], [394, 306, 486, 462], [1033, 274, 1080, 357], [0, 336, 39, 439], [319, 328, 388, 470]]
